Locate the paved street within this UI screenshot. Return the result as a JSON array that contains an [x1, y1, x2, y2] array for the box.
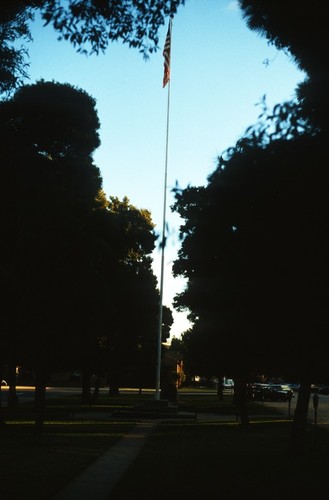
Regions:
[[262, 393, 329, 429]]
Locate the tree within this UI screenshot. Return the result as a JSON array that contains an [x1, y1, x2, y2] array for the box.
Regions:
[[238, 1, 329, 134], [239, 0, 329, 449], [84, 196, 161, 397], [0, 0, 185, 96], [171, 0, 329, 440], [0, 79, 166, 420], [0, 80, 103, 430], [238, 0, 329, 78], [172, 101, 329, 431], [0, 1, 33, 96], [161, 304, 173, 343]]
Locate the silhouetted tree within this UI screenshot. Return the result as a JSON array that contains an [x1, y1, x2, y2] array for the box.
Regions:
[[0, 80, 102, 430], [82, 196, 160, 397], [172, 103, 329, 432], [0, 1, 35, 95], [171, 0, 329, 443], [0, 80, 164, 423], [239, 0, 329, 133], [239, 0, 328, 78], [239, 0, 329, 451]]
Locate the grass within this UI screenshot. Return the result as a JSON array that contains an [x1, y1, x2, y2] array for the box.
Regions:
[[1, 389, 328, 499], [1, 419, 137, 499], [0, 392, 139, 499], [110, 420, 329, 499]]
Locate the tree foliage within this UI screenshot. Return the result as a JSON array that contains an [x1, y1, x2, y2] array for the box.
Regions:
[[0, 79, 101, 159], [238, 0, 329, 134], [83, 196, 161, 393], [171, 2, 329, 410], [0, 0, 185, 95], [0, 81, 165, 397], [238, 0, 329, 78], [0, 81, 102, 374], [172, 94, 329, 381], [40, 0, 184, 56], [0, 1, 35, 95]]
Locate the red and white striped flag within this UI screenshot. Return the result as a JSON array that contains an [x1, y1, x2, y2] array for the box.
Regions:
[[162, 19, 172, 88]]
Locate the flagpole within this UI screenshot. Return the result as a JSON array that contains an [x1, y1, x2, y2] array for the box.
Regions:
[[155, 17, 173, 401]]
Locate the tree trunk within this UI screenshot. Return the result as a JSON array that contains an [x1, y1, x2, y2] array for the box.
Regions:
[[81, 369, 92, 404], [35, 368, 47, 435], [7, 364, 18, 417], [0, 383, 3, 426], [93, 375, 100, 402], [217, 374, 224, 401], [0, 365, 5, 425], [234, 375, 249, 426], [289, 378, 311, 456], [108, 368, 120, 397], [109, 384, 120, 397]]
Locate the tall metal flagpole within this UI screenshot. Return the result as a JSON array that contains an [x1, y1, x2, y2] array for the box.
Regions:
[[155, 17, 173, 401]]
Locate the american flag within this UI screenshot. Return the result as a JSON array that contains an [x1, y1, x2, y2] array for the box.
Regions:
[[162, 19, 172, 87]]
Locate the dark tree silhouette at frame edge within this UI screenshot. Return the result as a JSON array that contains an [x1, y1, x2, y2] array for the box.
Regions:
[[0, 80, 102, 432], [172, 119, 329, 444], [239, 0, 329, 453]]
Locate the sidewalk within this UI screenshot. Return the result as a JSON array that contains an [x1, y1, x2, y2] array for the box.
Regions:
[[51, 405, 326, 500], [52, 419, 159, 500], [51, 410, 237, 500]]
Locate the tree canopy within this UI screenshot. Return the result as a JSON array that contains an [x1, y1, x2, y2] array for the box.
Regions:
[[0, 81, 165, 397], [0, 81, 102, 375], [238, 0, 329, 134], [0, 0, 185, 95], [0, 1, 35, 94], [238, 0, 329, 78]]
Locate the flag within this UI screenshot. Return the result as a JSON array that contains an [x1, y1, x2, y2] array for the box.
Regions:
[[162, 19, 172, 88]]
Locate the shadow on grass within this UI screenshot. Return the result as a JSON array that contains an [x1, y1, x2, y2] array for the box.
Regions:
[[0, 419, 136, 499], [1, 391, 326, 499], [110, 420, 329, 499]]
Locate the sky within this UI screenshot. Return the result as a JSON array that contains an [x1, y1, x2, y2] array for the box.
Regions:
[[25, 0, 305, 341]]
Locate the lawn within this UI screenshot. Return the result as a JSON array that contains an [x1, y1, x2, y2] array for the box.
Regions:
[[0, 419, 136, 499], [110, 419, 329, 499], [0, 392, 139, 499], [1, 389, 328, 499]]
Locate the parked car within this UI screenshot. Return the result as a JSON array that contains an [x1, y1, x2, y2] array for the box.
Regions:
[[318, 386, 329, 395], [287, 383, 300, 392], [224, 378, 234, 389], [249, 383, 270, 401], [264, 384, 294, 402]]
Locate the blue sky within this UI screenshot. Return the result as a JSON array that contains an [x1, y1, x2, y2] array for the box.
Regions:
[[26, 0, 305, 340]]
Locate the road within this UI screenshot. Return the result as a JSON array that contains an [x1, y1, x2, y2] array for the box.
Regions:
[[262, 392, 329, 428]]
